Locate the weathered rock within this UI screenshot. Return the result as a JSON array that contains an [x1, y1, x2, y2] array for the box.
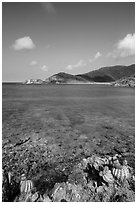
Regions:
[[42, 194, 52, 202], [20, 174, 34, 194], [51, 181, 93, 202], [96, 185, 104, 193], [100, 166, 114, 184], [52, 182, 67, 201], [111, 76, 135, 87], [79, 134, 88, 140], [2, 170, 20, 202], [2, 153, 135, 202], [31, 192, 39, 202]]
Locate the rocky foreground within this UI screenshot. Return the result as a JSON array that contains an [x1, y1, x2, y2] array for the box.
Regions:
[[2, 137, 135, 202]]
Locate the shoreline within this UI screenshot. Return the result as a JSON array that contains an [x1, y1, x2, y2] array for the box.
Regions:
[[3, 82, 111, 85], [3, 82, 135, 87]]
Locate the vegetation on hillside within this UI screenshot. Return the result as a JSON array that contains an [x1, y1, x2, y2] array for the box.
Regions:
[[24, 64, 135, 84], [77, 64, 135, 82]]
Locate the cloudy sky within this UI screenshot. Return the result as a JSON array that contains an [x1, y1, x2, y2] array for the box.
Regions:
[[2, 2, 135, 82]]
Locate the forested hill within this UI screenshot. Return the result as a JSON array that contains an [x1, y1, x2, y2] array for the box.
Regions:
[[24, 64, 135, 84], [76, 64, 135, 82]]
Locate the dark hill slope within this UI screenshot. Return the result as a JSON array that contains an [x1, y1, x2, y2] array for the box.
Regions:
[[46, 72, 87, 83], [76, 64, 135, 82], [26, 64, 135, 84]]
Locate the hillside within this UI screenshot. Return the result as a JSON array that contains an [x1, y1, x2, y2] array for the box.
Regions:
[[24, 64, 135, 84], [45, 72, 87, 84], [47, 64, 135, 84], [77, 64, 135, 82]]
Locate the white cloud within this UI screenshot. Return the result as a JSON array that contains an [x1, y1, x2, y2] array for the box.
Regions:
[[66, 65, 73, 70], [106, 50, 118, 59], [74, 60, 86, 67], [89, 51, 102, 63], [12, 36, 35, 50], [30, 60, 37, 66], [107, 33, 135, 58], [66, 59, 86, 70], [41, 3, 56, 14], [117, 33, 135, 57], [41, 65, 48, 71], [95, 51, 102, 59]]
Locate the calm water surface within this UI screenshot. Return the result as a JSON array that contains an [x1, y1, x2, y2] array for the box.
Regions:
[[2, 84, 135, 114], [2, 84, 135, 145]]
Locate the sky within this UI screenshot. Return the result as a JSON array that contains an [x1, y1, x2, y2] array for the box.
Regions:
[[2, 2, 135, 82]]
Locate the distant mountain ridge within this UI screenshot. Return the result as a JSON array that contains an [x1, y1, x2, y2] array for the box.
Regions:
[[45, 72, 87, 84], [77, 64, 135, 82], [24, 64, 135, 84]]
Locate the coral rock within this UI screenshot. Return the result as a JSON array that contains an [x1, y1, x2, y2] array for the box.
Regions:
[[31, 192, 39, 202]]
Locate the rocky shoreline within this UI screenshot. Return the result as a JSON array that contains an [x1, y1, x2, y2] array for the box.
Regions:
[[23, 77, 135, 87], [23, 64, 135, 85], [111, 76, 135, 87], [2, 137, 135, 202]]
